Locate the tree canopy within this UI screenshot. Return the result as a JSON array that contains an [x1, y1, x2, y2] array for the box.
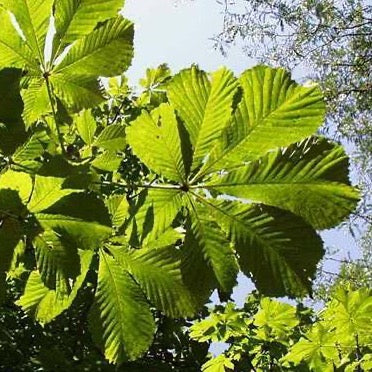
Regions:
[[0, 0, 363, 368]]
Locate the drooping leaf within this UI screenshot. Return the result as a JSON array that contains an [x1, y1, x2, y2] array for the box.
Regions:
[[180, 221, 217, 305], [89, 250, 155, 364], [203, 200, 324, 297], [127, 103, 189, 182], [0, 190, 24, 276], [187, 201, 239, 294], [21, 78, 51, 128], [33, 229, 80, 293], [0, 170, 33, 203], [167, 66, 238, 171], [49, 74, 105, 111], [35, 193, 112, 250], [209, 137, 359, 229]]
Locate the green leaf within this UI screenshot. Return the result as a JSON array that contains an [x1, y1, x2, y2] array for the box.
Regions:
[[187, 201, 239, 294], [53, 0, 124, 54], [198, 65, 325, 177], [254, 298, 299, 340], [111, 245, 196, 317], [16, 249, 93, 324], [35, 193, 112, 250], [0, 9, 39, 70], [203, 200, 323, 297], [167, 66, 238, 171], [209, 137, 359, 229], [202, 355, 235, 372], [127, 103, 189, 182], [21, 78, 51, 128], [49, 74, 104, 111], [11, 130, 49, 171], [75, 109, 97, 145], [91, 150, 122, 172], [283, 324, 338, 372], [27, 176, 77, 213], [54, 16, 133, 79], [33, 229, 80, 293], [128, 189, 184, 245], [138, 64, 170, 106], [105, 194, 128, 229], [0, 170, 33, 203], [322, 287, 372, 345], [3, 0, 53, 60], [93, 123, 126, 151], [90, 250, 155, 363], [180, 221, 217, 305]]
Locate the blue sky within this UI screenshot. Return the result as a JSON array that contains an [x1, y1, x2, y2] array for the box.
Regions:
[[124, 0, 360, 307]]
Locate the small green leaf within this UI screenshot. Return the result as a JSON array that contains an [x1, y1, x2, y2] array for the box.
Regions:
[[93, 124, 126, 151], [75, 109, 97, 145]]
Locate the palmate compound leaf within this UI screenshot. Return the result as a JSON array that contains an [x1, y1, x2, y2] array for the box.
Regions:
[[16, 249, 94, 324], [200, 199, 324, 297], [207, 137, 359, 229], [166, 65, 238, 172], [282, 323, 339, 372], [253, 297, 299, 341], [0, 1, 134, 125], [89, 250, 155, 364], [321, 287, 372, 346], [50, 14, 134, 112], [195, 65, 325, 179], [127, 65, 358, 301]]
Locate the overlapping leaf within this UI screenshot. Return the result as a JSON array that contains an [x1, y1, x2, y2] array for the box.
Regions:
[[89, 250, 155, 363], [208, 137, 359, 229], [167, 65, 238, 171], [197, 65, 325, 178]]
